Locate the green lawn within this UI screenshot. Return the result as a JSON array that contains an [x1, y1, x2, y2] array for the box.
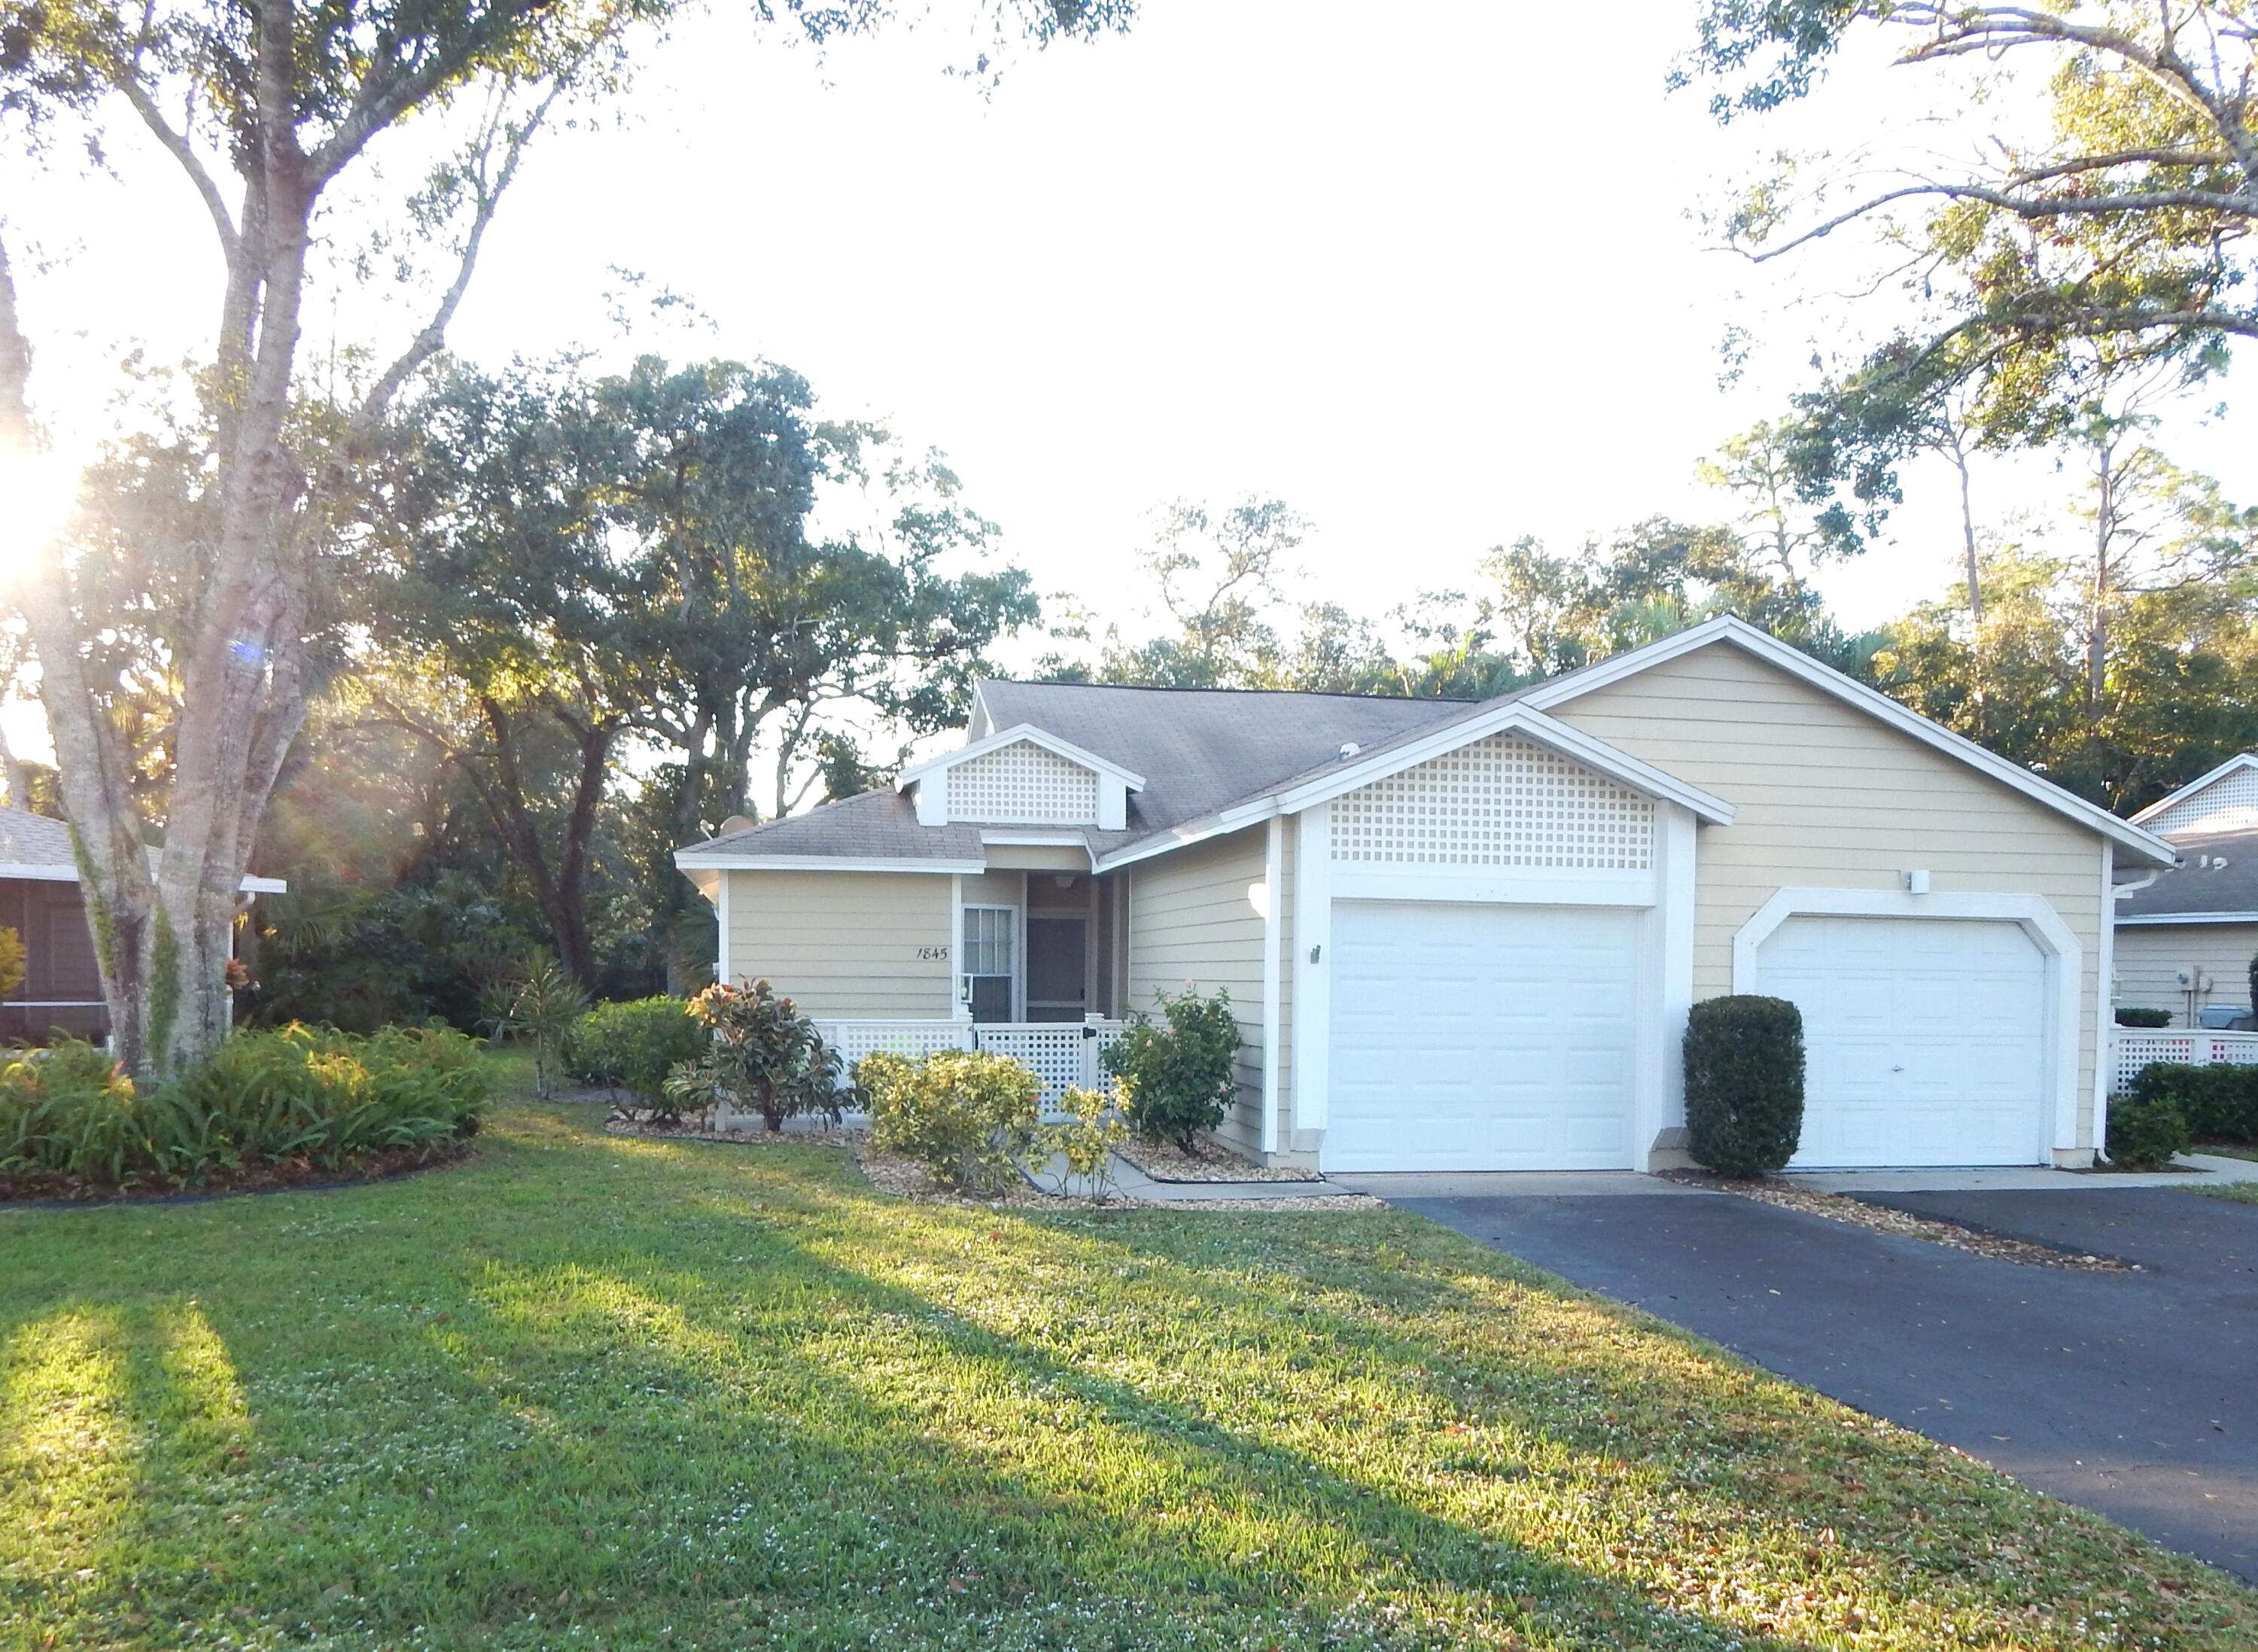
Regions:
[[5, 1099, 2253, 1652]]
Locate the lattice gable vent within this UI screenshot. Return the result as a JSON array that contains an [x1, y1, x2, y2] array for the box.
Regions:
[[947, 738, 1100, 825], [2148, 765, 2258, 836], [1331, 732, 1654, 869]]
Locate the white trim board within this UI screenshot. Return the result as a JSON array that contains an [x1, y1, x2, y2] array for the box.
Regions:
[[2115, 911, 2258, 926], [1518, 616, 2177, 868], [2130, 753, 2258, 826], [672, 854, 984, 875], [0, 860, 283, 893], [1730, 887, 2084, 1161]]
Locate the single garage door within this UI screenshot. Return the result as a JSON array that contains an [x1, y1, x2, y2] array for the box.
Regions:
[[1754, 914, 2048, 1168], [1326, 901, 1640, 1173]]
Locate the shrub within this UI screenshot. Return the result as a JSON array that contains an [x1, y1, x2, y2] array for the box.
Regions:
[[0, 1025, 491, 1188], [860, 1048, 1040, 1194], [2106, 1093, 2191, 1170], [2113, 1005, 2173, 1028], [2127, 1061, 2258, 1144], [1103, 986, 1242, 1151], [1041, 1083, 1131, 1202], [563, 997, 704, 1104], [1683, 995, 1806, 1177], [662, 978, 845, 1130]]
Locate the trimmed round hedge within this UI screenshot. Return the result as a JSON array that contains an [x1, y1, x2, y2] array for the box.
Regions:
[[1683, 994, 1806, 1177]]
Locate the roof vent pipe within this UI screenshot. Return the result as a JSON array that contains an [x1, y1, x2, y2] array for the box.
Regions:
[[1337, 742, 1361, 762]]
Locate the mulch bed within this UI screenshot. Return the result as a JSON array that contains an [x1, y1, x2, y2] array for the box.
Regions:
[[1662, 1169, 2138, 1272], [0, 1139, 478, 1207], [1113, 1133, 1322, 1182]]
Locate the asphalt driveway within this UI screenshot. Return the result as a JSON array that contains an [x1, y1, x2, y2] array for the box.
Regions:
[[1377, 1183, 2258, 1581]]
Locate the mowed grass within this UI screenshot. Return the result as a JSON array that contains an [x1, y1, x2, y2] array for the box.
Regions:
[[5, 1093, 2255, 1651]]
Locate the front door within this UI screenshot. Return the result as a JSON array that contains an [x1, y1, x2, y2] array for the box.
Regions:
[[1024, 916, 1088, 1024]]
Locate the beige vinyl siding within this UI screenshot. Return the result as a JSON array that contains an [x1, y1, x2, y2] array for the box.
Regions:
[[1127, 824, 1268, 1157], [723, 870, 953, 1019], [1550, 642, 2109, 1145], [2113, 923, 2258, 1026]]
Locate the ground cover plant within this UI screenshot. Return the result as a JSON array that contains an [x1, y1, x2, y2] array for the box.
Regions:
[[2, 1069, 2253, 1651], [0, 1024, 489, 1197]]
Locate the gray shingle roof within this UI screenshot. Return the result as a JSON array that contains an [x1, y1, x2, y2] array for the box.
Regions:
[[681, 786, 986, 863], [976, 680, 1475, 854], [0, 806, 77, 870], [2119, 827, 2258, 919], [678, 682, 1479, 866]]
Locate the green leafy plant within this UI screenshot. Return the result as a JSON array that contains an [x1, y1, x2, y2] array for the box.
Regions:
[[484, 954, 588, 1099], [2106, 1093, 2191, 1171], [1040, 1083, 1131, 1203], [1684, 995, 1806, 1177], [2126, 1062, 2258, 1145], [563, 997, 704, 1106], [1103, 986, 1242, 1152], [0, 1026, 491, 1189], [2113, 1006, 2172, 1029], [858, 1048, 1040, 1194], [0, 925, 24, 1004], [662, 979, 845, 1131]]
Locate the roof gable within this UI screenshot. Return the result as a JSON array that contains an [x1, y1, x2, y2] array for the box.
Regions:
[[2130, 753, 2258, 837], [1520, 618, 2177, 868]]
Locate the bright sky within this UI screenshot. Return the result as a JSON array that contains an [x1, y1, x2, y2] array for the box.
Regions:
[[5, 0, 2253, 767]]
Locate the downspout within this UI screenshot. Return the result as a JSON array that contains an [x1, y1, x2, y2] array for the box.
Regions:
[[1260, 814, 1283, 1158]]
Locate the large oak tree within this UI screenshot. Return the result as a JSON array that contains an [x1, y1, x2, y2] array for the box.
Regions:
[[0, 0, 1131, 1072]]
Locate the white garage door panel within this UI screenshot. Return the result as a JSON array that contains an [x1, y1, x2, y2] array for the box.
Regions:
[[1755, 915, 2047, 1169], [1326, 902, 1639, 1173]]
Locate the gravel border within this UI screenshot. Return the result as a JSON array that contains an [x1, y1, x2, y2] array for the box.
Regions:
[[1663, 1170, 2138, 1271], [1114, 1134, 1322, 1182], [854, 1148, 1380, 1212], [604, 1117, 866, 1149]]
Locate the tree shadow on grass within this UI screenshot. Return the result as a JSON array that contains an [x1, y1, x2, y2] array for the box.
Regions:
[[0, 1115, 2244, 1650]]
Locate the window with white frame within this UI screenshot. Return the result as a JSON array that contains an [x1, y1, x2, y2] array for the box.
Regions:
[[960, 905, 1016, 1021]]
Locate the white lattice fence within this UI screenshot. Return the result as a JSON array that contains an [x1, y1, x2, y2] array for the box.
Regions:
[[975, 1021, 1126, 1118], [817, 1019, 1124, 1118], [2110, 1028, 2258, 1091], [1331, 732, 1653, 869]]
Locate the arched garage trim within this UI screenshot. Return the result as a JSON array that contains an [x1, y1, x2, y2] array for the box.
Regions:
[[1730, 888, 2083, 1162]]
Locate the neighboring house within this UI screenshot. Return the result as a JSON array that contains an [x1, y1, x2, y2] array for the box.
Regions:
[[0, 805, 284, 1043], [676, 617, 2175, 1173], [2114, 754, 2258, 1027]]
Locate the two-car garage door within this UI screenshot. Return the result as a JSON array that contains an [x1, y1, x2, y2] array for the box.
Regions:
[[1322, 900, 2052, 1173]]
